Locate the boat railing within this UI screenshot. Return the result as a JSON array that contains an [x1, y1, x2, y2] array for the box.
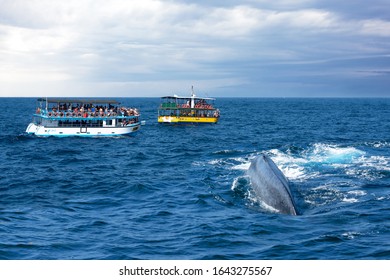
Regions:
[[160, 104, 215, 110], [194, 104, 214, 109], [36, 108, 140, 119], [159, 110, 220, 118]]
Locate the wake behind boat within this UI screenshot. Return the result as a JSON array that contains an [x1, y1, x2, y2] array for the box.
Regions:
[[26, 98, 141, 137], [158, 86, 220, 124]]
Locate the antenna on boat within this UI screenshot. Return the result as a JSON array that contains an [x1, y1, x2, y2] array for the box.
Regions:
[[191, 85, 195, 97]]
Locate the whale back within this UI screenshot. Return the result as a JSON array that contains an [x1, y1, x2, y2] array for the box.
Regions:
[[247, 154, 298, 215]]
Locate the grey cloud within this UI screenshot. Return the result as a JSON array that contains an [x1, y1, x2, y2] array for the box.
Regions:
[[1, 0, 390, 97]]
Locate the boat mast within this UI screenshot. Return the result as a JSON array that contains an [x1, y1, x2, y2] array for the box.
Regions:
[[190, 85, 195, 108]]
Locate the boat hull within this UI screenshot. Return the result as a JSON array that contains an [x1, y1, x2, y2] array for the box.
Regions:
[[26, 122, 141, 137], [158, 116, 218, 124]]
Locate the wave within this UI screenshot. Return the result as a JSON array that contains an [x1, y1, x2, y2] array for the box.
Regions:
[[363, 141, 390, 148], [267, 143, 367, 179], [206, 156, 253, 171], [304, 184, 368, 207], [212, 149, 245, 155], [267, 143, 390, 182], [208, 143, 383, 181]]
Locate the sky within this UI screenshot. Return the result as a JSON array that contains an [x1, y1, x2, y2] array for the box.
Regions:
[[0, 0, 389, 97]]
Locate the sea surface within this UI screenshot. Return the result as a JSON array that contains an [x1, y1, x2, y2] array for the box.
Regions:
[[0, 98, 389, 259]]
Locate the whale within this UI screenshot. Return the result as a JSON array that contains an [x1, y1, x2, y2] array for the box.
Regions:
[[247, 154, 298, 215]]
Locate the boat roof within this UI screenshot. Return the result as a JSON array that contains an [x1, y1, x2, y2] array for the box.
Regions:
[[37, 98, 120, 104], [161, 95, 215, 101]]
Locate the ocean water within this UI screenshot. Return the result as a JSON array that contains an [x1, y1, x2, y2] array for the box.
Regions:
[[0, 97, 389, 260]]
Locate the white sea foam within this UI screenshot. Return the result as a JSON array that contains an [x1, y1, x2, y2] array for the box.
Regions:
[[231, 162, 251, 170], [208, 159, 224, 165], [358, 155, 390, 170], [208, 156, 253, 170], [308, 143, 366, 163], [342, 232, 361, 239], [231, 175, 250, 191], [280, 164, 313, 180], [342, 197, 359, 203], [269, 148, 308, 165], [347, 190, 367, 196], [265, 143, 390, 182], [346, 155, 390, 180], [231, 176, 240, 191], [229, 156, 252, 170], [212, 149, 244, 154], [365, 141, 390, 148]]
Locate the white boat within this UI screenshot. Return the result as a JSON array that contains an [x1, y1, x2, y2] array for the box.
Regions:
[[26, 98, 141, 137]]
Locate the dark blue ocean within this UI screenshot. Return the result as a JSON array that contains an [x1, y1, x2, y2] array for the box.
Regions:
[[1, 98, 389, 260]]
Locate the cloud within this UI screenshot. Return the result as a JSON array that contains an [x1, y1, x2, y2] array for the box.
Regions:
[[361, 19, 390, 37], [0, 0, 390, 97]]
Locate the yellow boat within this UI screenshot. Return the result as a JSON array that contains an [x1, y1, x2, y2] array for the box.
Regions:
[[158, 87, 220, 124]]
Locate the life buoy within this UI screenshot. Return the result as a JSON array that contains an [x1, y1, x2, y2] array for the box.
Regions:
[[48, 112, 52, 117], [66, 112, 71, 117], [59, 112, 64, 117], [78, 113, 82, 117]]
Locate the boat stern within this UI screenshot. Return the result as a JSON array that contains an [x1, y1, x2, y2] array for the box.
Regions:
[[26, 123, 38, 134]]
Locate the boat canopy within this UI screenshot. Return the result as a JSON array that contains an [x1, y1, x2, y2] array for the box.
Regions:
[[161, 95, 215, 101], [37, 98, 121, 104]]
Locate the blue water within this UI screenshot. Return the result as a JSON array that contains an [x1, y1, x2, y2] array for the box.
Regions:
[[0, 98, 389, 259]]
